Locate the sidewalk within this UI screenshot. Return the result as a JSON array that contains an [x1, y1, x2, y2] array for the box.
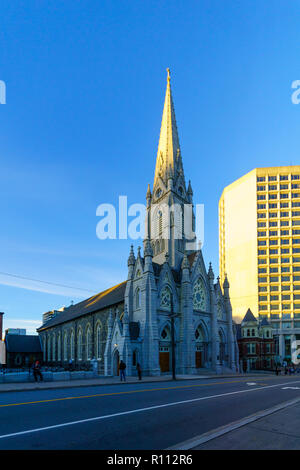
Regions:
[[0, 372, 273, 394], [193, 398, 300, 450]]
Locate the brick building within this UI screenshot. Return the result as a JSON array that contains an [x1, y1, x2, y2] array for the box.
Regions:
[[237, 309, 275, 371]]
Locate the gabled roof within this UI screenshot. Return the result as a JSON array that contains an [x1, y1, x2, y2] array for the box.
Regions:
[[5, 335, 42, 353], [242, 308, 258, 323], [260, 316, 270, 327], [37, 281, 127, 331]]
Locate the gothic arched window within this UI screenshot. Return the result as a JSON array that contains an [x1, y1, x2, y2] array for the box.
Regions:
[[161, 286, 171, 310], [193, 277, 207, 311], [57, 332, 61, 361], [63, 332, 68, 361], [77, 328, 83, 361], [86, 326, 92, 360], [70, 330, 75, 360], [52, 334, 56, 361], [136, 287, 141, 309], [96, 323, 101, 359]]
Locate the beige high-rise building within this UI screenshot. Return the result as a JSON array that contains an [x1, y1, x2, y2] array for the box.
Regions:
[[219, 166, 300, 362]]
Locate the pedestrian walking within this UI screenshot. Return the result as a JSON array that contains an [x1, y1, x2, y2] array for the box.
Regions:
[[33, 360, 43, 382], [119, 360, 126, 381], [136, 362, 142, 380]]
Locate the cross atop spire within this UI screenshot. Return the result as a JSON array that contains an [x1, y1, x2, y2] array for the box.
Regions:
[[153, 68, 185, 193]]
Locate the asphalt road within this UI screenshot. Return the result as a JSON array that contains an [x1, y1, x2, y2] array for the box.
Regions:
[[0, 375, 300, 449]]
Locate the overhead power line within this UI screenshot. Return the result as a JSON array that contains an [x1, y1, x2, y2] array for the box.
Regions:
[[0, 271, 97, 294]]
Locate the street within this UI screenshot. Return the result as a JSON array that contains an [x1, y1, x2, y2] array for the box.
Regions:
[[0, 375, 300, 449]]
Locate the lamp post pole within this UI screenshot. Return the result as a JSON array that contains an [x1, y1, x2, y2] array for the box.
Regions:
[[170, 294, 176, 380]]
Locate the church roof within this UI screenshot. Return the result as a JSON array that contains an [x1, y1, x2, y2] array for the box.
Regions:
[[242, 308, 258, 323], [37, 281, 127, 331]]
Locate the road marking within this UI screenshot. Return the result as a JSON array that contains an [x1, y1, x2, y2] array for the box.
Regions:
[[167, 396, 300, 450], [246, 383, 257, 386], [0, 378, 275, 409], [0, 379, 299, 441]]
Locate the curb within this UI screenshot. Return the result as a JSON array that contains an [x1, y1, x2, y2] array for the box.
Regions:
[[0, 373, 274, 394], [166, 395, 300, 450]]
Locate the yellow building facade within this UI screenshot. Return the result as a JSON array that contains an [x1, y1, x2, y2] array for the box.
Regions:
[[219, 166, 300, 362]]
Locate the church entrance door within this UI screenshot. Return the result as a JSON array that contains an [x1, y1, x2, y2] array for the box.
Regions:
[[195, 351, 202, 368], [159, 347, 170, 372]]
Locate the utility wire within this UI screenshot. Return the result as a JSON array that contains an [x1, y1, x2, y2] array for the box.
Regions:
[[0, 271, 97, 294]]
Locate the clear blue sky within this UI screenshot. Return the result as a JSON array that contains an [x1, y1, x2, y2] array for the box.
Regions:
[[1, 0, 300, 335]]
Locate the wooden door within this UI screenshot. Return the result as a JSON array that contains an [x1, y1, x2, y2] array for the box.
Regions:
[[196, 351, 202, 368], [159, 352, 170, 372]]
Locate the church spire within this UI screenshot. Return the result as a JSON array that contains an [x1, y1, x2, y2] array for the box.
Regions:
[[153, 68, 185, 193]]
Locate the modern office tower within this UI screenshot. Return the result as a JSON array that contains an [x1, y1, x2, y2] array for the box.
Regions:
[[219, 166, 300, 362]]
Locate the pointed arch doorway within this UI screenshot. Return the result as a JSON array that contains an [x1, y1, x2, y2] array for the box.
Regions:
[[195, 324, 208, 368], [159, 326, 171, 372]]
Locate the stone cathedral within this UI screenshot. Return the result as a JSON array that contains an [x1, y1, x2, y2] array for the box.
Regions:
[[38, 70, 239, 376]]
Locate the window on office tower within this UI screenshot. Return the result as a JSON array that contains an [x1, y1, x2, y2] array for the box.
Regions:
[[269, 185, 277, 190], [270, 285, 279, 291], [281, 230, 289, 236], [269, 194, 277, 200], [270, 231, 277, 236], [280, 184, 289, 190], [257, 204, 266, 209], [259, 286, 267, 292], [258, 222, 266, 227], [281, 267, 290, 273], [292, 202, 300, 207], [292, 211, 300, 216], [269, 203, 278, 209], [292, 193, 300, 198], [292, 175, 300, 180], [280, 175, 289, 181], [269, 176, 277, 181], [269, 212, 277, 218], [270, 240, 278, 245], [292, 183, 300, 189], [281, 248, 290, 254], [281, 212, 289, 217], [281, 202, 289, 208], [270, 249, 278, 254], [257, 176, 266, 182]]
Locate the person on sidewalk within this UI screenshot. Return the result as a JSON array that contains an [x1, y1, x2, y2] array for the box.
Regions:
[[33, 360, 43, 382], [119, 360, 126, 381], [136, 362, 142, 381]]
